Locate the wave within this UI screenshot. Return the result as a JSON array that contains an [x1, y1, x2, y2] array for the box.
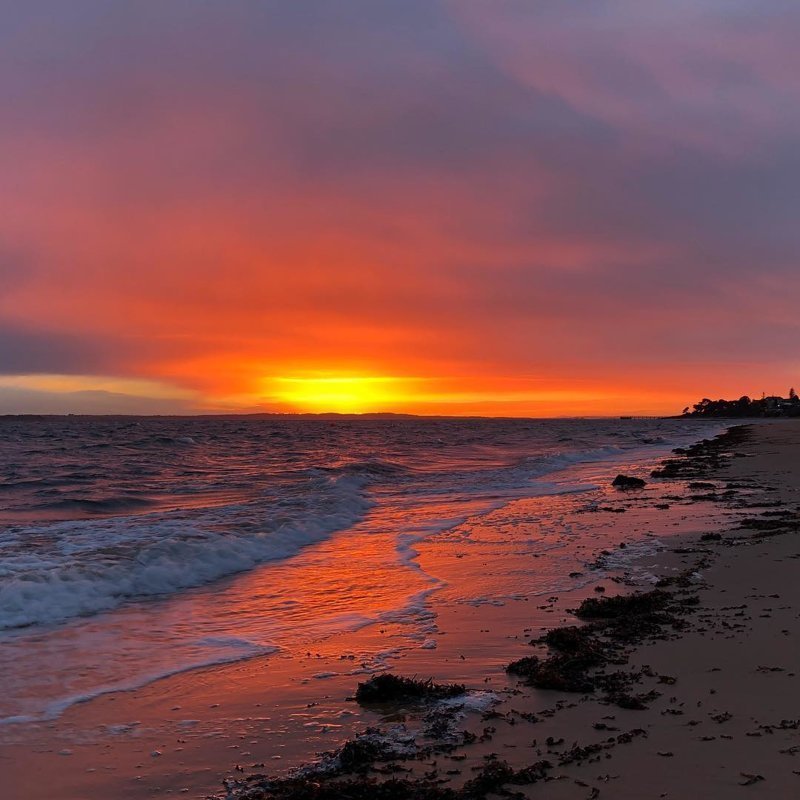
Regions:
[[154, 435, 197, 446], [0, 637, 280, 726], [320, 459, 411, 479], [512, 446, 623, 476], [0, 473, 372, 630], [0, 419, 728, 633], [0, 477, 65, 490], [78, 434, 198, 450], [31, 496, 157, 514]]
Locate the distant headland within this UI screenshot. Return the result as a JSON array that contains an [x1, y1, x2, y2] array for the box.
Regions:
[[683, 389, 800, 418]]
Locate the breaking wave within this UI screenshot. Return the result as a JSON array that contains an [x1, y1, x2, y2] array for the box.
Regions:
[[0, 473, 372, 629], [0, 417, 726, 632]]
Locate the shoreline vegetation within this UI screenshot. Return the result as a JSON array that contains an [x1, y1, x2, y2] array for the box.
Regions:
[[218, 423, 800, 799], [682, 389, 800, 418]]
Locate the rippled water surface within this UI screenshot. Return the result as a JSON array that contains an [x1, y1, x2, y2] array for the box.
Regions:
[[0, 415, 722, 725]]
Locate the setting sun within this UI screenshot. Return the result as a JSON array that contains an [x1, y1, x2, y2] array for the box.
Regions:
[[268, 376, 416, 414]]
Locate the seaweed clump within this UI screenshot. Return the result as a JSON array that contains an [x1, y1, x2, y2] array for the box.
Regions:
[[650, 426, 750, 480], [507, 589, 696, 704], [506, 654, 596, 693], [355, 674, 466, 705], [576, 589, 694, 643], [227, 774, 459, 800], [575, 588, 670, 620], [223, 757, 554, 800], [507, 622, 606, 694], [611, 474, 646, 489]]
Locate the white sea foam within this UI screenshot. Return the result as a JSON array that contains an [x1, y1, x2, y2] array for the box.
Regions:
[[0, 420, 725, 632], [0, 474, 372, 629], [0, 417, 732, 731], [0, 639, 279, 726], [439, 690, 499, 713]]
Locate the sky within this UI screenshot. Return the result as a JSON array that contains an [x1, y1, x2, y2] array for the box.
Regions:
[[2, 1, 800, 416]]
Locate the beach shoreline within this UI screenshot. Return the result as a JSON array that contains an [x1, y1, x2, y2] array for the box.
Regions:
[[218, 421, 800, 799], [5, 420, 797, 799]]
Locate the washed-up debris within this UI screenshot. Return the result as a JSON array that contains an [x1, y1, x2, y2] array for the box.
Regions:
[[611, 474, 646, 490], [223, 753, 554, 799], [507, 589, 696, 708], [575, 589, 672, 620], [355, 674, 466, 705], [651, 427, 750, 479]]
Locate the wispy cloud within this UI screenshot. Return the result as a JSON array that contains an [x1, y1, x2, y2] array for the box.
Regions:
[[1, 2, 798, 413]]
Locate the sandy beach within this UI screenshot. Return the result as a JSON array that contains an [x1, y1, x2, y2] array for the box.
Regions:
[[3, 419, 798, 799], [216, 420, 800, 799]]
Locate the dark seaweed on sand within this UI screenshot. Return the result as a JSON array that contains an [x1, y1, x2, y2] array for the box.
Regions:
[[507, 589, 697, 702], [228, 775, 456, 799], [355, 674, 466, 705], [225, 759, 553, 800], [650, 426, 750, 480], [219, 426, 752, 800], [574, 588, 671, 619]]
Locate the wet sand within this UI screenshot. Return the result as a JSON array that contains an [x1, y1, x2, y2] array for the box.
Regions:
[[433, 421, 800, 799], [6, 422, 797, 799], [217, 421, 800, 799]]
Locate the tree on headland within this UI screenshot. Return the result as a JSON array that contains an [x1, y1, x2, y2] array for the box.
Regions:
[[684, 390, 800, 418]]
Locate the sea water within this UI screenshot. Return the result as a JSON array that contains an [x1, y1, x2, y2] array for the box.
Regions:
[[0, 415, 723, 726]]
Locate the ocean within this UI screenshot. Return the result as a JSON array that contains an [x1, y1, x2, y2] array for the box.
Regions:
[[0, 415, 724, 728]]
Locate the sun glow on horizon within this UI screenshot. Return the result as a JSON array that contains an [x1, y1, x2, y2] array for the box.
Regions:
[[0, 368, 695, 417], [258, 374, 654, 416], [0, 374, 197, 401], [268, 375, 418, 414]]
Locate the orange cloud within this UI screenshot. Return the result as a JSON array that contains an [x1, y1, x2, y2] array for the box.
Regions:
[[2, 2, 800, 415]]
